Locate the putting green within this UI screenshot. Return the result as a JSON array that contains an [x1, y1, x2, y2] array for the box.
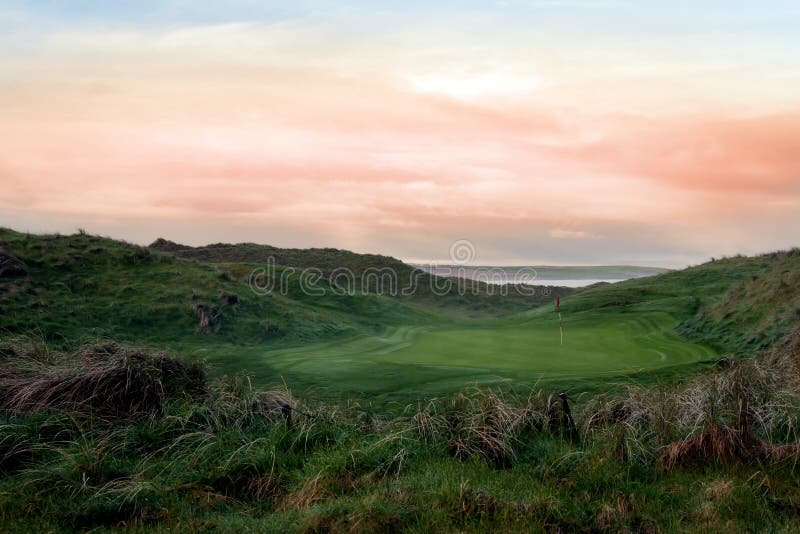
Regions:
[[249, 309, 717, 400]]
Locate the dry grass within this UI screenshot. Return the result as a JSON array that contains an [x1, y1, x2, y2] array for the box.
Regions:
[[245, 470, 283, 502], [408, 388, 554, 467], [659, 425, 756, 469], [583, 327, 800, 470], [704, 478, 734, 500], [0, 341, 204, 419], [281, 474, 328, 510]]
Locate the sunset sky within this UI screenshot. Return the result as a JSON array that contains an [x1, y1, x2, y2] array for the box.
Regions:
[[1, 1, 799, 266]]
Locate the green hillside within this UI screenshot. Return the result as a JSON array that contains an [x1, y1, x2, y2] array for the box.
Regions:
[[0, 229, 565, 350], [148, 237, 571, 316], [678, 251, 800, 353], [2, 229, 800, 532], [561, 250, 800, 351], [0, 229, 416, 349], [3, 228, 798, 406]]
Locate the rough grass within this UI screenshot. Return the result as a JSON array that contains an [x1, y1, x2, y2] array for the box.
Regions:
[[1, 335, 800, 532], [2, 228, 797, 406], [678, 248, 800, 353], [2, 230, 800, 530], [0, 228, 564, 350], [0, 339, 204, 418], [148, 237, 575, 316]]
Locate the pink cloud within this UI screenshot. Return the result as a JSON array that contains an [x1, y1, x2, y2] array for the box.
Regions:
[[1, 26, 799, 264]]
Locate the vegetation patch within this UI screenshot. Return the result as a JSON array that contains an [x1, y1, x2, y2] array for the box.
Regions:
[[0, 340, 204, 418]]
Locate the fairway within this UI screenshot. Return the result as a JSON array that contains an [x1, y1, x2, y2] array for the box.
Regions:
[[241, 309, 718, 401]]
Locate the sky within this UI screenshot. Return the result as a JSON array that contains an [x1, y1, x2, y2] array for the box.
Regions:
[[1, 1, 799, 267]]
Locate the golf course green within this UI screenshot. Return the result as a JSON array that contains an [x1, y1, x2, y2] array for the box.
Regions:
[[250, 307, 717, 401]]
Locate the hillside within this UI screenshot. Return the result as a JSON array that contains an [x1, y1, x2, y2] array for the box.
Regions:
[[2, 228, 798, 403], [559, 250, 800, 340], [0, 229, 567, 351], [3, 229, 798, 365], [148, 237, 572, 315], [678, 251, 800, 353], [150, 238, 410, 275], [2, 230, 800, 532], [0, 229, 416, 349]]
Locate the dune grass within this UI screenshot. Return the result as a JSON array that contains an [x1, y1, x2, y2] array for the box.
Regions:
[[1, 336, 800, 532], [2, 229, 800, 530], [3, 228, 797, 408]]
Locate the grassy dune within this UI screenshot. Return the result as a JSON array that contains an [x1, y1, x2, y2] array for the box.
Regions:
[[3, 228, 796, 404], [0, 228, 567, 349], [2, 229, 800, 531]]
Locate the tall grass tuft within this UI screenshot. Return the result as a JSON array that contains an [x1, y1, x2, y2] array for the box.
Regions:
[[409, 388, 551, 466], [0, 340, 205, 419], [583, 326, 800, 469]]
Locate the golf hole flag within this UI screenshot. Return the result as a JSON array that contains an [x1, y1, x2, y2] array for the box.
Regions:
[[555, 296, 563, 345]]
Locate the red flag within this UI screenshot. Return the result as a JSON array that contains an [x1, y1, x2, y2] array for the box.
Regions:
[[556, 296, 560, 310]]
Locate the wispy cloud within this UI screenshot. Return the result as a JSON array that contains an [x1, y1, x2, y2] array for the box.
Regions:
[[1, 4, 799, 264]]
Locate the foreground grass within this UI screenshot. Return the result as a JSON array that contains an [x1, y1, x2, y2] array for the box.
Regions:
[[1, 337, 800, 532]]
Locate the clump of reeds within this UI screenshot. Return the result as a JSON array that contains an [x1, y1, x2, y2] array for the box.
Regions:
[[659, 424, 755, 469], [0, 340, 205, 419], [583, 326, 800, 469], [409, 388, 551, 466]]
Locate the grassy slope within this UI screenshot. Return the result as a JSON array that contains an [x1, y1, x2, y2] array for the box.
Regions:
[[678, 251, 800, 353], [3, 229, 798, 406], [243, 250, 800, 403], [2, 338, 800, 533], [149, 238, 573, 317], [0, 229, 433, 350], [0, 228, 561, 365], [2, 231, 800, 532], [562, 250, 800, 353]]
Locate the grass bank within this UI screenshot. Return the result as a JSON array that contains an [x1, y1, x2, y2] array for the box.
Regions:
[[1, 334, 800, 532]]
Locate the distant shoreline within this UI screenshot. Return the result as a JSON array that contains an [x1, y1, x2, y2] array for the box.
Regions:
[[412, 264, 669, 286]]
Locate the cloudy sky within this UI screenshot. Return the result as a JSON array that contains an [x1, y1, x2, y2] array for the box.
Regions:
[[1, 1, 799, 266]]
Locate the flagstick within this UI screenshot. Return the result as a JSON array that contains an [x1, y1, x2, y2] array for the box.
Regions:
[[555, 297, 563, 346]]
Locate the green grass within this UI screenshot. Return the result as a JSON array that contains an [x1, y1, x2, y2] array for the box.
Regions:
[[2, 228, 800, 532], [0, 228, 564, 351], [678, 250, 800, 353], [149, 236, 575, 318], [3, 228, 797, 407], [1, 338, 800, 532], [229, 310, 716, 405]]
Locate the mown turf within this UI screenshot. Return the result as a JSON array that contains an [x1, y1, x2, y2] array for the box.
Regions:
[[239, 310, 716, 404]]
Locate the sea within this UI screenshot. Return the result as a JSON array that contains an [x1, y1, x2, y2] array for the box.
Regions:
[[412, 265, 669, 288]]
